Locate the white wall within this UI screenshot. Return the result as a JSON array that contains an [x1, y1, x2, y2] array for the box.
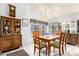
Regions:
[[0, 3, 9, 16]]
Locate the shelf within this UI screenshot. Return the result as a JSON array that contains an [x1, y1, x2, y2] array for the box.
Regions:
[[0, 16, 21, 35]]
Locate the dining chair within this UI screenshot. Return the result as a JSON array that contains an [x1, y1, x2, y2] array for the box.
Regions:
[[63, 32, 67, 50], [61, 32, 66, 54], [49, 31, 65, 56], [32, 31, 47, 56]]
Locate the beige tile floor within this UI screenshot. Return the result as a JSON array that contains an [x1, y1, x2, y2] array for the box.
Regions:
[[1, 44, 79, 56]]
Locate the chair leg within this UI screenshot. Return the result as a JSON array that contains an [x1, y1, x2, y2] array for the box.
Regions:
[[39, 49, 40, 56], [49, 46, 51, 55], [34, 47, 36, 55], [62, 45, 64, 54], [46, 47, 47, 55], [64, 39, 66, 50], [53, 47, 55, 52], [59, 47, 61, 56], [65, 43, 66, 50]]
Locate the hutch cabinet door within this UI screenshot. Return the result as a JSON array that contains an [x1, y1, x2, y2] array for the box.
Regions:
[[12, 36, 21, 49], [1, 39, 11, 52], [70, 34, 78, 45], [66, 33, 70, 44]]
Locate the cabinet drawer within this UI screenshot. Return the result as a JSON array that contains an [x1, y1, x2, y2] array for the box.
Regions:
[[70, 34, 78, 45], [11, 37, 21, 49], [1, 39, 11, 52]]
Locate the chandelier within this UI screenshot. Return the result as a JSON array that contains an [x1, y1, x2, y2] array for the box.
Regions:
[[39, 4, 49, 22], [43, 4, 49, 21]]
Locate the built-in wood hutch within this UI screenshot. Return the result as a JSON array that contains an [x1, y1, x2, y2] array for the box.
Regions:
[[0, 16, 22, 53]]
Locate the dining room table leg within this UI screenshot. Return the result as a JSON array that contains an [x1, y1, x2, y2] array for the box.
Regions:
[[48, 41, 50, 56]]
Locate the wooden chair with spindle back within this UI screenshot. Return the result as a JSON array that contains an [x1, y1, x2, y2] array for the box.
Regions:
[[49, 31, 65, 56], [62, 32, 67, 51], [32, 31, 47, 56]]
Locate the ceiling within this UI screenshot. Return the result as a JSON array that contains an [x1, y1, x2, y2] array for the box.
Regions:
[[28, 3, 79, 19], [14, 3, 79, 21], [40, 3, 79, 18]]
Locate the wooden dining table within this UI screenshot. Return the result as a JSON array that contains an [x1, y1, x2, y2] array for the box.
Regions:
[[39, 34, 60, 56]]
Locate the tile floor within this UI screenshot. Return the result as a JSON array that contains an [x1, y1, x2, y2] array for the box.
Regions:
[[1, 44, 79, 56]]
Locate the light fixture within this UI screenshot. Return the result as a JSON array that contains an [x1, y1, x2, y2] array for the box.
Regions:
[[39, 4, 49, 22], [43, 4, 49, 22]]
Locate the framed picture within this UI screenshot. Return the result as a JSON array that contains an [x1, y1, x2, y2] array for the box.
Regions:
[[9, 4, 16, 17], [22, 18, 29, 27]]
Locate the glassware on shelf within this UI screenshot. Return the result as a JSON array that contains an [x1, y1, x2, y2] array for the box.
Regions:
[[14, 28, 20, 35], [14, 22, 21, 35], [4, 25, 11, 35]]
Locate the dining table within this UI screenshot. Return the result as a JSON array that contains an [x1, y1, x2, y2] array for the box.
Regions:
[[39, 34, 60, 56]]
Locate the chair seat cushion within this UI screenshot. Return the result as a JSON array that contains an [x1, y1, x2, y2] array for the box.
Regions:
[[35, 43, 47, 49], [50, 39, 60, 47]]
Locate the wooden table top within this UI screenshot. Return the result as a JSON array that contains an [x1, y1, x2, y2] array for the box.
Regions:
[[39, 34, 60, 40]]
